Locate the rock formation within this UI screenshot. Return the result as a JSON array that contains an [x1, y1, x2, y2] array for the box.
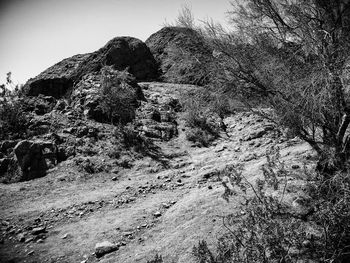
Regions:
[[145, 27, 214, 85], [24, 37, 158, 98]]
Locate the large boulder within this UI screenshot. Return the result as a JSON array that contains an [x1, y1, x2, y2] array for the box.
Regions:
[[24, 37, 158, 98], [13, 140, 49, 181], [145, 27, 214, 85]]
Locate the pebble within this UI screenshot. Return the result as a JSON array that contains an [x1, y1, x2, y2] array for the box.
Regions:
[[17, 233, 25, 242], [61, 233, 69, 239], [153, 211, 162, 217], [162, 203, 170, 209], [95, 241, 119, 258], [31, 226, 46, 235], [291, 164, 300, 169]]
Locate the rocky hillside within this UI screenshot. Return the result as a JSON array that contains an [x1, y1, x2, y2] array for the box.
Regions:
[[0, 27, 317, 263], [0, 82, 315, 262]]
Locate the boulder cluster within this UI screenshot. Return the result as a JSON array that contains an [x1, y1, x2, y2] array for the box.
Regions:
[[1, 27, 204, 183]]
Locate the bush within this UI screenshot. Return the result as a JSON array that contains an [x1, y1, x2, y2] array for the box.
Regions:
[[181, 89, 232, 146], [307, 171, 350, 262], [97, 67, 139, 125], [0, 86, 28, 140], [194, 146, 350, 263], [203, 0, 350, 173]]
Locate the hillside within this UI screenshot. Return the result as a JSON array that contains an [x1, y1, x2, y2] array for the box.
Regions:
[[0, 82, 315, 263]]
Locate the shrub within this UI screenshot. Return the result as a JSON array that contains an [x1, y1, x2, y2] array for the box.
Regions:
[[193, 147, 311, 263], [203, 0, 350, 173], [181, 89, 232, 146], [0, 86, 28, 140], [194, 146, 350, 263], [97, 67, 139, 125], [307, 171, 350, 262]]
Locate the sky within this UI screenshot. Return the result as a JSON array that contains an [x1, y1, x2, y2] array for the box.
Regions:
[[0, 0, 232, 85]]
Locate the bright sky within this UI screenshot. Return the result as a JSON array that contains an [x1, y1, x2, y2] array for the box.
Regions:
[[0, 0, 232, 85]]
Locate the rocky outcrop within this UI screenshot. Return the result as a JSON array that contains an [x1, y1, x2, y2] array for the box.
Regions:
[[145, 27, 214, 85], [71, 67, 145, 124], [25, 37, 158, 98], [13, 140, 48, 181]]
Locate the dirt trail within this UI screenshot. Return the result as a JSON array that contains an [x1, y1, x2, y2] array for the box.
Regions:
[[0, 83, 315, 263]]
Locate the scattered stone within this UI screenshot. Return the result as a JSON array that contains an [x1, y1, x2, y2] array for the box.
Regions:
[[61, 233, 69, 239], [25, 237, 34, 243], [208, 185, 213, 190], [31, 226, 46, 235], [17, 233, 25, 242], [162, 203, 170, 209], [95, 241, 119, 258], [27, 250, 34, 256], [291, 164, 300, 169], [153, 211, 162, 217], [111, 176, 118, 181]]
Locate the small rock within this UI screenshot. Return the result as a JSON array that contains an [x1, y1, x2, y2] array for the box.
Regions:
[[17, 233, 25, 242], [111, 176, 118, 181], [95, 241, 119, 258], [27, 250, 34, 256], [302, 240, 312, 248], [61, 233, 69, 239], [37, 239, 44, 243], [291, 164, 300, 169], [25, 237, 34, 243], [153, 211, 162, 217], [31, 226, 46, 235], [162, 203, 170, 209], [208, 185, 213, 190]]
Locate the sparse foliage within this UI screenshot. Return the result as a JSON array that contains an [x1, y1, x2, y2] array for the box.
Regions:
[[204, 0, 350, 172], [97, 67, 139, 125], [0, 76, 28, 140]]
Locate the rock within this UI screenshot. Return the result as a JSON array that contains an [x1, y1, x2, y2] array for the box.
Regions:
[[17, 233, 25, 242], [153, 211, 162, 217], [146, 27, 214, 85], [95, 241, 119, 258], [25, 237, 34, 243], [14, 140, 48, 181], [162, 203, 170, 209], [24, 37, 157, 98], [244, 126, 274, 141], [31, 226, 46, 235], [291, 164, 300, 169]]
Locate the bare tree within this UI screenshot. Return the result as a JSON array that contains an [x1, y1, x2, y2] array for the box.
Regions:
[[205, 0, 350, 173]]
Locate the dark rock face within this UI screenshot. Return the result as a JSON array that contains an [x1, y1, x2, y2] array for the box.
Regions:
[[25, 54, 89, 98], [145, 27, 214, 85], [76, 37, 158, 81], [24, 37, 158, 98], [14, 140, 48, 181]]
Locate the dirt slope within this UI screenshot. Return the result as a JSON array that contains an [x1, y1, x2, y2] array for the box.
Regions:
[[0, 83, 315, 263]]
